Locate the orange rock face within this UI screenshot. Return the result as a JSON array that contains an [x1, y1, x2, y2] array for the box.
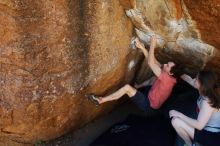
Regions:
[[0, 0, 219, 145], [183, 0, 220, 73], [184, 0, 220, 49], [0, 0, 134, 144], [119, 0, 136, 9]]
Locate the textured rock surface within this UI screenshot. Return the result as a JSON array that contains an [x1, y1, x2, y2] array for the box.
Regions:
[[126, 0, 218, 75], [0, 0, 219, 145], [183, 0, 220, 74], [0, 0, 135, 145]]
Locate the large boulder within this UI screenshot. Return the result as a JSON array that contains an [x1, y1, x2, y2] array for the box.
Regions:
[[125, 0, 219, 75], [0, 0, 219, 145], [183, 0, 220, 74], [0, 0, 136, 145]]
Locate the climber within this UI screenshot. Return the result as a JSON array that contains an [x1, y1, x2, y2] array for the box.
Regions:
[[86, 35, 178, 112]]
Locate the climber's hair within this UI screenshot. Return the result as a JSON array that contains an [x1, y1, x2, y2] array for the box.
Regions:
[[198, 70, 220, 109], [170, 63, 182, 78]]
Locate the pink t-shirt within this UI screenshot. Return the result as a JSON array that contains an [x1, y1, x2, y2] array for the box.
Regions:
[[148, 71, 176, 109]]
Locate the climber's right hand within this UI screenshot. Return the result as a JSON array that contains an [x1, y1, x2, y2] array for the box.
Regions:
[[135, 39, 145, 50]]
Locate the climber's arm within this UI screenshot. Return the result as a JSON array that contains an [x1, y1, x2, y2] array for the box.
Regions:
[[181, 74, 196, 88], [148, 36, 162, 77]]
